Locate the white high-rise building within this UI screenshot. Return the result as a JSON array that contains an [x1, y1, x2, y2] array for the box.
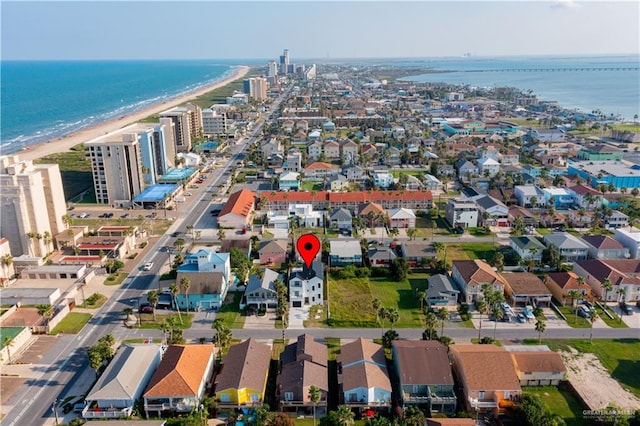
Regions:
[[202, 109, 228, 136], [0, 155, 67, 257], [267, 60, 278, 78], [85, 128, 145, 207], [126, 122, 174, 185]]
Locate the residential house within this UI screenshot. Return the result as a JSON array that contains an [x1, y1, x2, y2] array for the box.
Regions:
[[83, 345, 164, 419], [304, 162, 340, 180], [292, 130, 308, 145], [426, 274, 459, 308], [605, 210, 629, 230], [500, 150, 520, 165], [578, 144, 623, 161], [474, 196, 509, 227], [501, 272, 552, 307], [283, 153, 302, 173], [567, 184, 602, 209], [176, 249, 231, 310], [290, 204, 323, 228], [451, 260, 508, 305], [403, 175, 424, 191], [445, 199, 479, 228], [279, 172, 300, 191], [277, 334, 328, 413], [387, 208, 416, 229], [543, 271, 594, 306], [542, 187, 573, 209], [258, 239, 289, 265], [338, 338, 391, 411], [582, 235, 630, 260], [614, 228, 640, 259], [327, 174, 350, 191], [143, 344, 215, 417], [478, 157, 500, 177], [514, 186, 544, 208], [457, 160, 478, 181], [508, 205, 537, 227], [386, 147, 402, 166], [437, 164, 455, 177], [344, 165, 367, 182], [401, 242, 437, 267], [359, 202, 386, 227], [539, 211, 568, 228], [329, 239, 363, 266], [373, 171, 394, 189], [215, 339, 272, 408], [217, 189, 255, 229], [543, 233, 590, 262], [509, 236, 545, 263], [423, 174, 444, 191], [329, 208, 353, 231], [392, 340, 457, 415], [573, 259, 640, 302], [504, 346, 566, 386], [341, 139, 359, 164], [261, 138, 282, 160], [324, 141, 341, 159], [368, 246, 397, 266], [243, 268, 283, 310], [308, 141, 323, 159], [450, 345, 522, 418], [289, 261, 324, 308], [267, 153, 284, 168]]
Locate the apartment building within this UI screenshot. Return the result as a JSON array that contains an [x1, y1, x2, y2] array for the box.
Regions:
[[202, 108, 228, 136], [159, 103, 202, 153], [244, 77, 268, 101], [85, 131, 145, 207], [127, 122, 175, 185], [0, 155, 67, 257]]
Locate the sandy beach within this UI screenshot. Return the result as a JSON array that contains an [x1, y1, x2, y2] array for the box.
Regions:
[[16, 65, 250, 162]]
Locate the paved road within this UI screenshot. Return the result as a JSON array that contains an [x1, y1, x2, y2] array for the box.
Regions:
[[3, 89, 294, 426]]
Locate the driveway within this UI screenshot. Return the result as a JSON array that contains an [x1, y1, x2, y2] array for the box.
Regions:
[[288, 306, 309, 329], [243, 309, 276, 330]]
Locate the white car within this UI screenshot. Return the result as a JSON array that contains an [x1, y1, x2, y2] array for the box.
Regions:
[[142, 262, 153, 271]]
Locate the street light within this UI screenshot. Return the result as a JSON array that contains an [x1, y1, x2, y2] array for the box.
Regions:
[[52, 398, 59, 426]]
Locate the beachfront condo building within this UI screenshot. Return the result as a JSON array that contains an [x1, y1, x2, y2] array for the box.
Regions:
[[244, 77, 268, 101], [279, 49, 290, 74], [85, 129, 145, 207], [126, 122, 175, 185], [0, 155, 67, 257], [202, 109, 228, 136], [159, 103, 202, 153]]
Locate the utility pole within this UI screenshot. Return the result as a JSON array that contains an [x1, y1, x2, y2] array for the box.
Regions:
[[52, 399, 59, 426]]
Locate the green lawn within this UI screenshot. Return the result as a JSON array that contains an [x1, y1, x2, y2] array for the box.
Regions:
[[444, 242, 500, 264], [138, 313, 193, 329], [77, 293, 107, 309], [325, 338, 341, 361], [612, 123, 640, 132], [104, 272, 129, 286], [536, 228, 553, 235], [214, 292, 245, 329], [300, 181, 323, 192], [526, 339, 640, 399], [328, 273, 428, 328], [524, 386, 586, 426], [595, 305, 628, 328], [50, 312, 92, 334], [303, 305, 328, 328], [555, 306, 592, 328], [0, 327, 24, 346]]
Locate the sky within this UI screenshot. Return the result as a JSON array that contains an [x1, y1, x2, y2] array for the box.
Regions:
[[1, 1, 639, 60]]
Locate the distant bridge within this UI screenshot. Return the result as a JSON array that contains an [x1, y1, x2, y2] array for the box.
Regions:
[[462, 67, 639, 73]]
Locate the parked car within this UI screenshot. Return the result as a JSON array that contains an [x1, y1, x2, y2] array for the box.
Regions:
[[582, 300, 596, 312], [619, 302, 634, 315], [516, 313, 526, 323], [142, 262, 153, 271], [79, 213, 90, 218], [138, 304, 154, 314], [61, 403, 73, 414], [577, 305, 591, 318]]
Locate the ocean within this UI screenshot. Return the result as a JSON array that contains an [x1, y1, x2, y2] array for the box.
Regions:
[[397, 54, 640, 121], [0, 59, 261, 154]]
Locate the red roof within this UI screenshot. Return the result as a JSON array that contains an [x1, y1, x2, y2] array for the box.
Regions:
[[219, 189, 256, 218], [569, 184, 600, 196], [258, 190, 432, 204], [78, 243, 118, 250], [304, 162, 338, 170]]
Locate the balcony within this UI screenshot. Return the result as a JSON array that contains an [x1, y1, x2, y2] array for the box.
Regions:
[[145, 403, 170, 411], [468, 397, 498, 409], [83, 406, 131, 418]]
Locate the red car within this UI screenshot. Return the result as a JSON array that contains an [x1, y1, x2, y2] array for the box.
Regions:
[[138, 305, 154, 314]]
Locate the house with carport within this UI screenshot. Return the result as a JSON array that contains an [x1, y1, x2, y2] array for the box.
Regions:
[[501, 272, 552, 307], [242, 268, 283, 310]]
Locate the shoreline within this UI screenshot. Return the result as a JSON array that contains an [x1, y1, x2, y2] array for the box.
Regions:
[[15, 65, 250, 162]]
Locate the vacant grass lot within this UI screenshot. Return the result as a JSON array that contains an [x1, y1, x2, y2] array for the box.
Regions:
[[524, 386, 585, 426], [328, 273, 428, 328], [50, 312, 92, 334], [214, 292, 245, 329], [138, 312, 193, 329], [526, 338, 640, 399], [444, 242, 500, 264]]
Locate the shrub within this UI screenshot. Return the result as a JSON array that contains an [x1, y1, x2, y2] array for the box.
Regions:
[[479, 336, 495, 344]]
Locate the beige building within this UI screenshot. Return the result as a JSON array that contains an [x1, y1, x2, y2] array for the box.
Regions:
[[202, 108, 228, 136], [159, 103, 202, 153], [0, 238, 15, 285], [247, 77, 268, 101], [0, 155, 67, 257], [85, 131, 145, 207]]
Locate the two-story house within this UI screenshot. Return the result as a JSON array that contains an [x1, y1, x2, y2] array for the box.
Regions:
[[445, 199, 479, 229], [582, 235, 630, 260], [392, 341, 457, 415], [573, 259, 640, 302], [505, 346, 566, 387], [373, 171, 394, 189], [543, 271, 594, 306], [324, 141, 341, 159], [329, 240, 363, 266], [289, 261, 324, 308], [501, 272, 552, 307], [338, 338, 391, 413], [242, 268, 284, 310], [308, 141, 323, 159], [279, 172, 300, 191], [176, 249, 231, 310], [426, 274, 459, 308], [387, 208, 416, 229], [329, 208, 353, 231], [258, 239, 289, 265], [451, 260, 507, 305], [543, 233, 590, 262], [509, 236, 546, 263]]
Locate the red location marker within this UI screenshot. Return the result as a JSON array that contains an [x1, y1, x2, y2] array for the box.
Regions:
[[297, 233, 321, 269]]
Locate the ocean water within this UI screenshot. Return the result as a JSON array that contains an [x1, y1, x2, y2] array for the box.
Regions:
[[397, 55, 640, 121], [0, 59, 260, 154]]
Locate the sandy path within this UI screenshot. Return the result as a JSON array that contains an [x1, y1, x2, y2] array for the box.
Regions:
[[15, 65, 250, 162], [561, 348, 640, 410]]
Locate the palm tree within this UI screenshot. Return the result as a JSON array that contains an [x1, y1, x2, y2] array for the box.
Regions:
[[372, 298, 382, 324], [476, 299, 488, 341], [169, 283, 182, 324], [588, 310, 599, 343], [567, 289, 582, 322], [417, 291, 426, 311], [147, 290, 159, 322], [180, 277, 191, 313], [492, 305, 504, 340], [217, 228, 226, 241], [378, 307, 389, 333], [535, 319, 546, 344], [437, 307, 450, 337], [309, 385, 321, 426], [36, 304, 54, 326], [616, 287, 627, 303], [335, 405, 355, 426], [601, 278, 612, 304], [386, 307, 399, 330], [423, 311, 438, 340]]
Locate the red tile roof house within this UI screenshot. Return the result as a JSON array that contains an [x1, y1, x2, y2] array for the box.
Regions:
[[217, 189, 256, 229], [392, 340, 457, 416], [143, 344, 216, 417], [338, 338, 391, 414], [501, 272, 552, 307], [543, 271, 594, 306], [277, 334, 328, 416], [451, 260, 508, 305], [450, 345, 522, 419]]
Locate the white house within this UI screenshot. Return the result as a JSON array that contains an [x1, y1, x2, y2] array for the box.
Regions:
[[289, 204, 324, 228], [308, 141, 323, 159], [478, 157, 501, 177], [614, 228, 640, 259], [373, 171, 394, 189], [289, 261, 324, 308], [509, 236, 546, 262], [387, 208, 416, 229], [445, 199, 478, 228], [514, 185, 545, 208]]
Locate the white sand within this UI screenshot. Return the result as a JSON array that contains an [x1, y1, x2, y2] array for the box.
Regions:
[[16, 65, 250, 162]]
